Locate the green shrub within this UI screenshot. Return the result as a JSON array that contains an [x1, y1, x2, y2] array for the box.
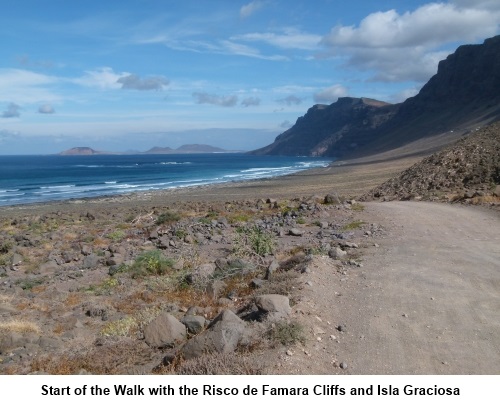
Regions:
[[156, 211, 181, 225], [0, 241, 12, 254], [234, 226, 275, 257], [16, 277, 45, 290], [269, 321, 306, 346], [128, 250, 174, 278]]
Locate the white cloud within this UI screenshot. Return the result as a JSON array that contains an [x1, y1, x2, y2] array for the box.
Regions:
[[313, 85, 349, 104], [0, 69, 60, 104], [72, 67, 124, 89], [452, 0, 500, 11], [240, 1, 265, 19], [277, 95, 302, 106], [280, 120, 292, 129], [323, 3, 498, 49], [0, 129, 20, 142], [117, 74, 169, 91], [2, 103, 21, 118], [350, 48, 450, 82], [192, 92, 238, 107], [389, 87, 421, 103], [38, 104, 55, 114], [219, 40, 287, 60], [241, 97, 261, 107], [321, 2, 500, 82], [233, 28, 322, 50]]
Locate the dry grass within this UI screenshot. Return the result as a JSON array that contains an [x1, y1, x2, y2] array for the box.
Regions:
[[172, 352, 263, 375], [64, 292, 83, 307], [0, 294, 13, 303], [29, 338, 157, 374], [0, 320, 41, 335], [471, 195, 500, 204]]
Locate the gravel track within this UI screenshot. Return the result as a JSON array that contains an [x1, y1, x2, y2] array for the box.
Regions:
[[272, 201, 500, 374]]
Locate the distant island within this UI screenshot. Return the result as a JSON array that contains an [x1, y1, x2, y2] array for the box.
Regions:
[[58, 144, 238, 155]]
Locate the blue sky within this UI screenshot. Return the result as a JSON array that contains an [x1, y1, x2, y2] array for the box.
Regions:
[[0, 0, 499, 154]]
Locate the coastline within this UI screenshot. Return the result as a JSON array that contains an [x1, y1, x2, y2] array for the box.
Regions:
[[0, 154, 420, 217]]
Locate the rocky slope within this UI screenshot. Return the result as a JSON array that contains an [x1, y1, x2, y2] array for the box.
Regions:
[[361, 121, 500, 203], [0, 194, 371, 374], [252, 35, 500, 158]]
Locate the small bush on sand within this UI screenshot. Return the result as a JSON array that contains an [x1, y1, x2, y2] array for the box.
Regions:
[[269, 320, 305, 346]]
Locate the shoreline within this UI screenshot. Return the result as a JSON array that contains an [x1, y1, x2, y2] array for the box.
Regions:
[[0, 154, 421, 217]]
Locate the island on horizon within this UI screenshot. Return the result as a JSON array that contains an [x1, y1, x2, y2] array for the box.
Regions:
[[58, 144, 241, 155]]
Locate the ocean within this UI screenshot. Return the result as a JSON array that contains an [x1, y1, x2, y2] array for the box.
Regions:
[[0, 154, 331, 207]]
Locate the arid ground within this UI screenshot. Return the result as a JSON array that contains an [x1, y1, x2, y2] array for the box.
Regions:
[[1, 153, 499, 374]]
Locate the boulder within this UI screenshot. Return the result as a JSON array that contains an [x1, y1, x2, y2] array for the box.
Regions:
[[181, 315, 206, 334], [10, 253, 23, 266], [289, 228, 304, 236], [38, 260, 60, 274], [187, 263, 216, 284], [265, 260, 279, 280], [144, 312, 187, 349], [181, 309, 245, 360], [82, 254, 99, 269], [493, 185, 500, 197], [324, 194, 341, 204], [329, 247, 347, 260], [254, 294, 291, 320]]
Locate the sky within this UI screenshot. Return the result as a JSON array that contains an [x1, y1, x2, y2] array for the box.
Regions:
[[0, 0, 499, 154]]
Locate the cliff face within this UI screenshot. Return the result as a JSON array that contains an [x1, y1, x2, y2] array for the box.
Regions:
[[255, 98, 397, 156], [252, 35, 500, 158]]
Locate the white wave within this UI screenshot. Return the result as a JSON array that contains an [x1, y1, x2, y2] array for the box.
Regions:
[[0, 189, 20, 193], [104, 181, 117, 184], [241, 166, 292, 173], [40, 185, 76, 189]]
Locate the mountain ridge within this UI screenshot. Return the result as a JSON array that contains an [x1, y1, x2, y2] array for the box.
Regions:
[[251, 35, 500, 158]]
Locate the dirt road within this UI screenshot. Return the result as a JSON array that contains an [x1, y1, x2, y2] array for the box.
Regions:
[[273, 201, 500, 374]]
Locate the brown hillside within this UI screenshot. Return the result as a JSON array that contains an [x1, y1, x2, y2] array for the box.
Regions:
[[361, 121, 500, 204]]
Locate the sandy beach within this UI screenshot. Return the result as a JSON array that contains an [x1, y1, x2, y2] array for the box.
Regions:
[[0, 154, 420, 218]]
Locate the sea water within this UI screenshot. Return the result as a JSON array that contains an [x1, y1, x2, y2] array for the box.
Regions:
[[0, 154, 331, 206]]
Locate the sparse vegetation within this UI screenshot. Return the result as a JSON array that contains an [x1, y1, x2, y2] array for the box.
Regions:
[[156, 211, 181, 225], [342, 220, 365, 231], [16, 277, 45, 290], [234, 226, 275, 258], [0, 320, 41, 335], [269, 320, 305, 346], [173, 352, 262, 375], [351, 202, 365, 211], [106, 230, 126, 242], [127, 250, 174, 278]]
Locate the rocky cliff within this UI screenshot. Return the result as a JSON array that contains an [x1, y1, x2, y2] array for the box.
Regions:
[[252, 35, 500, 158]]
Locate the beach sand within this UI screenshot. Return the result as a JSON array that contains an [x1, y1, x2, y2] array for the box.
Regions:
[[0, 154, 420, 217]]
